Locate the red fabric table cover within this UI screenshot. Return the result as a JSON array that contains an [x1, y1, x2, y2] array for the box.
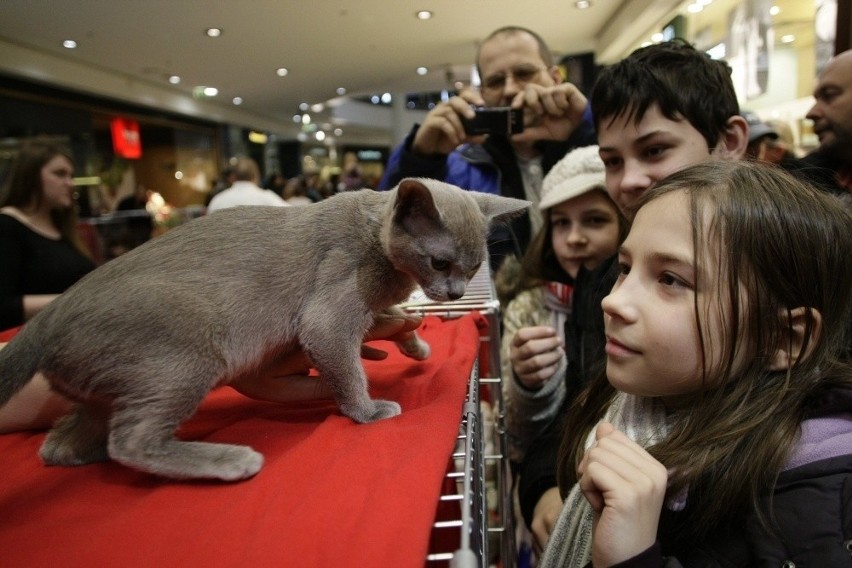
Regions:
[[0, 314, 484, 567]]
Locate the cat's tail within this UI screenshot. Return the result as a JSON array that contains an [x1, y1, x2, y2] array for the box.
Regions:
[[0, 324, 45, 406]]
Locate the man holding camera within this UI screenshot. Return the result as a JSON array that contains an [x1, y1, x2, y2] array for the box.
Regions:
[[379, 26, 595, 270]]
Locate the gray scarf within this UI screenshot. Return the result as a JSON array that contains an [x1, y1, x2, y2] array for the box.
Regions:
[[537, 393, 669, 568]]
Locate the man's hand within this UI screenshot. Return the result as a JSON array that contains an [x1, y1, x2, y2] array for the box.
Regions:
[[230, 313, 425, 403], [411, 91, 487, 155], [510, 82, 588, 144], [531, 486, 564, 555], [579, 423, 668, 567], [510, 326, 564, 390]]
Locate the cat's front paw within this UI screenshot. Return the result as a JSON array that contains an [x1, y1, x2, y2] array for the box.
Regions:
[[342, 399, 401, 423], [397, 335, 431, 361]]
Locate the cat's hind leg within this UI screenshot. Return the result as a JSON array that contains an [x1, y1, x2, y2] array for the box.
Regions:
[[106, 391, 262, 481], [40, 403, 110, 466]]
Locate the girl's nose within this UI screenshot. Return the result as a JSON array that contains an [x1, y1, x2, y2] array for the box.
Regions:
[[601, 278, 638, 323], [566, 225, 587, 245]]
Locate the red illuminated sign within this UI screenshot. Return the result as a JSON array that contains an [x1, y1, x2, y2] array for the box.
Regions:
[[111, 117, 142, 159]]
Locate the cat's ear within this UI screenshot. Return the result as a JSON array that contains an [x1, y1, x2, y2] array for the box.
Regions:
[[393, 179, 441, 232], [469, 192, 531, 225]]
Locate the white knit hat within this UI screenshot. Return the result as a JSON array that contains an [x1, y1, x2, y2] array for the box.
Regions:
[[539, 145, 606, 211]]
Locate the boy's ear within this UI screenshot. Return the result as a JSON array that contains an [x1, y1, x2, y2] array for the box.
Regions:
[[714, 115, 750, 160], [768, 307, 823, 371]]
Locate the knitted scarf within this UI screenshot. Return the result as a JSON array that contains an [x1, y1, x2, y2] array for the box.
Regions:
[[537, 393, 669, 568]]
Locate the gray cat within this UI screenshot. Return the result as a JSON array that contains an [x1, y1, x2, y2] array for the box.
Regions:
[[0, 178, 528, 481]]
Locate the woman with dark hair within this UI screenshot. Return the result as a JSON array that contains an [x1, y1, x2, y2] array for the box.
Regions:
[[0, 139, 95, 329]]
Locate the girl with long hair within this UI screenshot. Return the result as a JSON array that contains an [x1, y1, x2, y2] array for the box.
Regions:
[[0, 138, 95, 329], [541, 161, 852, 566]]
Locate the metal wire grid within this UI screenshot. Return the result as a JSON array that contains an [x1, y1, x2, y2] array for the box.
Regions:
[[402, 262, 515, 568]]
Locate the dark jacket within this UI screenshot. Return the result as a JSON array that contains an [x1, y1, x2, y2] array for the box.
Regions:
[[618, 388, 852, 567], [379, 116, 596, 269], [782, 149, 851, 196], [518, 256, 618, 526]]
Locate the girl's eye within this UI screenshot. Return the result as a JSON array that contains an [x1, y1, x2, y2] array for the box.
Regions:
[[552, 218, 570, 228], [659, 272, 689, 289], [616, 262, 631, 277], [585, 216, 610, 227], [431, 258, 450, 271]]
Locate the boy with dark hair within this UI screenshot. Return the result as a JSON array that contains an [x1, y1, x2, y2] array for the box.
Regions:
[[518, 39, 748, 554]]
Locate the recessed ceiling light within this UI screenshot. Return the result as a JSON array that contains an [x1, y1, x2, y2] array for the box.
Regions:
[[202, 87, 218, 97], [781, 34, 795, 43], [276, 67, 289, 77], [299, 102, 309, 111], [334, 128, 343, 136], [416, 66, 428, 76], [574, 1, 590, 9], [63, 40, 77, 49], [416, 10, 432, 20], [770, 6, 781, 16], [205, 28, 222, 38], [232, 97, 243, 105], [168, 75, 181, 85], [336, 87, 347, 96]]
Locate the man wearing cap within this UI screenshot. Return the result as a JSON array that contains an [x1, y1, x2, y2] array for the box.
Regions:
[[742, 110, 779, 161]]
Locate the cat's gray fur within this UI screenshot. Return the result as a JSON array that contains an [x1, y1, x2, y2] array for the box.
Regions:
[[0, 178, 528, 481]]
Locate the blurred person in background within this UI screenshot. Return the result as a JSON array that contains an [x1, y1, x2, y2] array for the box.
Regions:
[[206, 157, 289, 213], [0, 139, 95, 330]]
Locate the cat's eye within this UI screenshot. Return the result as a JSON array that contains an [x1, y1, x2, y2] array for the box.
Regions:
[[431, 258, 450, 272]]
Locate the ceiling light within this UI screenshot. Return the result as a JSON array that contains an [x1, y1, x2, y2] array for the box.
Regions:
[[687, 3, 703, 13], [416, 66, 428, 76], [299, 102, 309, 111], [232, 97, 243, 105], [416, 10, 433, 20], [651, 32, 664, 42], [770, 5, 781, 15], [781, 34, 795, 43], [292, 114, 302, 123], [168, 75, 181, 84], [276, 67, 289, 77], [205, 28, 222, 38], [381, 93, 392, 104], [334, 128, 343, 136], [575, 1, 591, 9], [315, 131, 326, 141], [311, 103, 324, 112], [336, 87, 347, 96], [63, 39, 77, 49]]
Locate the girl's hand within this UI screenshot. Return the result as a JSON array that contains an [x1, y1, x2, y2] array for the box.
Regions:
[[509, 326, 564, 389], [578, 423, 667, 567]]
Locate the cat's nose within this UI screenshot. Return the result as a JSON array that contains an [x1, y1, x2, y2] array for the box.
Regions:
[[447, 290, 464, 301]]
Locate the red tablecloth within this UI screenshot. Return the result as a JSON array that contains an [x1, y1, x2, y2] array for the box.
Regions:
[[0, 314, 484, 567]]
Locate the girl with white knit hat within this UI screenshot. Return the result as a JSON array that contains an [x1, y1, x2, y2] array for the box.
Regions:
[[501, 145, 624, 464]]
